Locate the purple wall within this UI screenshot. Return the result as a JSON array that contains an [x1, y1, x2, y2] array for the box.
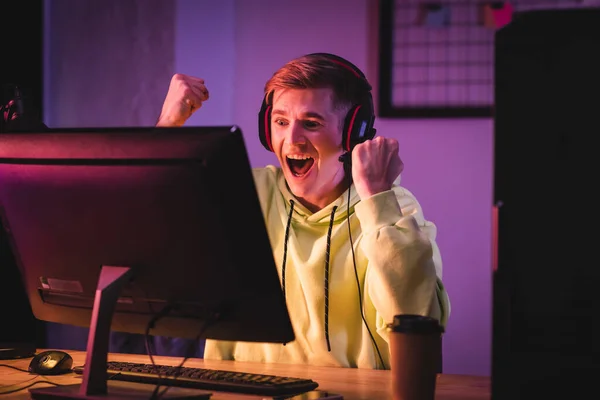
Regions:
[[44, 0, 493, 376], [44, 0, 175, 128]]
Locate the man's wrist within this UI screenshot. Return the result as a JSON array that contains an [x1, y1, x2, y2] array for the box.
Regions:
[[155, 116, 181, 127], [354, 181, 391, 199]]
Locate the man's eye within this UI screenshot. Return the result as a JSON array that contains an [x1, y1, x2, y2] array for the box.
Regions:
[[303, 121, 320, 129], [273, 119, 287, 126]]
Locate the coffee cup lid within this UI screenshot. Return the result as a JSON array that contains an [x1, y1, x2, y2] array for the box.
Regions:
[[389, 314, 444, 334]]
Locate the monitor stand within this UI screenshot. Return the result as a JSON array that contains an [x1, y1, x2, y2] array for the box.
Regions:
[[28, 265, 211, 400]]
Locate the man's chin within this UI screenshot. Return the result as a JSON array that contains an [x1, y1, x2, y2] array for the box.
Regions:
[[285, 177, 311, 198]]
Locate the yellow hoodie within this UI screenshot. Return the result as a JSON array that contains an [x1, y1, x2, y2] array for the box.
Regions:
[[204, 166, 450, 370]]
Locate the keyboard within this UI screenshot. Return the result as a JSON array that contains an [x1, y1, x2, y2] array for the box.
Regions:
[[73, 361, 319, 397]]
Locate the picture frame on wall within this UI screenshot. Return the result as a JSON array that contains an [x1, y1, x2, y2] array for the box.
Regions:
[[377, 0, 581, 118]]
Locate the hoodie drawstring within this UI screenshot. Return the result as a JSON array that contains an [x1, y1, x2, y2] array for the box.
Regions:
[[324, 205, 338, 352], [281, 199, 295, 302], [280, 200, 338, 353]]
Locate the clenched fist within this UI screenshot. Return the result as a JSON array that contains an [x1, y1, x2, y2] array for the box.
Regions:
[[351, 136, 405, 199], [156, 74, 209, 127]]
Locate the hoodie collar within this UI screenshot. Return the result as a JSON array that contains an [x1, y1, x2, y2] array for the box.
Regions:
[[276, 169, 361, 224]]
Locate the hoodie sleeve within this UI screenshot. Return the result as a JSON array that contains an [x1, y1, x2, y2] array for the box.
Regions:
[[354, 187, 450, 342]]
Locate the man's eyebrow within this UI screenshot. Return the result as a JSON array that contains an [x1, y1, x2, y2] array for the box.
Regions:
[[271, 109, 326, 120]]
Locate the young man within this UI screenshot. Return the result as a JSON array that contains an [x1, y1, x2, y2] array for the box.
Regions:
[[156, 53, 450, 369]]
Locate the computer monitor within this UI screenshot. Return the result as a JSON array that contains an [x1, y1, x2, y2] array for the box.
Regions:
[[0, 126, 295, 399]]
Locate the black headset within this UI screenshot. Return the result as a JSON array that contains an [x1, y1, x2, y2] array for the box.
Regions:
[[257, 53, 377, 155]]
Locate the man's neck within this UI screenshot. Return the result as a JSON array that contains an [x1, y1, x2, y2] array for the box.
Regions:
[[294, 180, 351, 213]]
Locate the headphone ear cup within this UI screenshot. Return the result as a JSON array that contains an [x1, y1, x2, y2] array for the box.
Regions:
[[342, 101, 376, 152], [258, 96, 273, 152]]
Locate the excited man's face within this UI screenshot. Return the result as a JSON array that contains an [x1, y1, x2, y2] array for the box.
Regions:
[[270, 87, 347, 213]]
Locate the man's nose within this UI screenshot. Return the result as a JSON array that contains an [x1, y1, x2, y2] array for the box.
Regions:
[[286, 122, 306, 145]]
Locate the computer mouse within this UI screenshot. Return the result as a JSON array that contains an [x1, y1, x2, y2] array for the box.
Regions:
[[28, 350, 74, 375]]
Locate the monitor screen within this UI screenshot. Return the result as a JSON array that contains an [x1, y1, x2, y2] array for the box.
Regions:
[[0, 126, 294, 345]]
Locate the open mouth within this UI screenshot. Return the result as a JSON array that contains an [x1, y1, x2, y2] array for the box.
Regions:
[[286, 155, 315, 177]]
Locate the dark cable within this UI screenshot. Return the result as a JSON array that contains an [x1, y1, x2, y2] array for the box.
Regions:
[[344, 158, 386, 369], [0, 365, 62, 395], [0, 364, 29, 373], [0, 379, 61, 395], [155, 317, 218, 399], [138, 299, 220, 399], [143, 303, 176, 398]]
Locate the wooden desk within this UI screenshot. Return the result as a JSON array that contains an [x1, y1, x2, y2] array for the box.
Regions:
[[0, 350, 490, 399]]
